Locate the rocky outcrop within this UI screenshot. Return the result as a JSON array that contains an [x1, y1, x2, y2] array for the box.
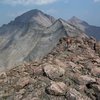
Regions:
[[46, 81, 67, 96], [0, 36, 100, 100], [43, 64, 65, 80]]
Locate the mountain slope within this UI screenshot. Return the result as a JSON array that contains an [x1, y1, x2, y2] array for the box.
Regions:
[[0, 11, 87, 71], [0, 36, 100, 100], [0, 9, 55, 36], [68, 16, 100, 40]]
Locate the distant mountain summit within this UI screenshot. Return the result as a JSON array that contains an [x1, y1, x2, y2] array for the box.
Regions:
[[68, 16, 89, 28], [68, 16, 100, 40]]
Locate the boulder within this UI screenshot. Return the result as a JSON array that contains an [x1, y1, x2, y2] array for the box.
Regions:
[[66, 88, 90, 100], [46, 81, 67, 96], [16, 77, 30, 88], [72, 75, 96, 85], [54, 59, 66, 68], [43, 64, 65, 80], [80, 75, 96, 84], [91, 67, 100, 77], [91, 84, 100, 93], [32, 66, 43, 76]]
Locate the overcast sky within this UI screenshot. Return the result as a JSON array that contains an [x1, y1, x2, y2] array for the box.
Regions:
[[0, 0, 100, 26]]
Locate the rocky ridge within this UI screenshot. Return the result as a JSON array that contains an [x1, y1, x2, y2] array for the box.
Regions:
[[0, 10, 87, 71], [68, 16, 100, 40], [0, 36, 100, 100]]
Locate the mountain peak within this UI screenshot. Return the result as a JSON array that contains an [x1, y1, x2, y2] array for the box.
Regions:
[[68, 16, 89, 26], [13, 9, 55, 27], [21, 9, 44, 17], [69, 16, 83, 23]]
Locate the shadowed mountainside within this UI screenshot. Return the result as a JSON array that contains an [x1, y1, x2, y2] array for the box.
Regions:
[[68, 16, 100, 40]]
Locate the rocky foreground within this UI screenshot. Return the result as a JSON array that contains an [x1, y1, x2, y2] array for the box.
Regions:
[[0, 36, 100, 100]]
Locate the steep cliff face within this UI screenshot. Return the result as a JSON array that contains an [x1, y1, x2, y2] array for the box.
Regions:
[[68, 16, 100, 40]]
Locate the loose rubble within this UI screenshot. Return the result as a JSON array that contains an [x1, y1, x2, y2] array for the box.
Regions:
[[0, 36, 100, 100]]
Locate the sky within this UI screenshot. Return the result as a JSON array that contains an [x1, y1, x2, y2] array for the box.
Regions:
[[0, 0, 100, 27]]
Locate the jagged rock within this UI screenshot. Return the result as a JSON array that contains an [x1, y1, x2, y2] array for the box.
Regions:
[[91, 67, 100, 77], [17, 89, 26, 95], [0, 72, 7, 84], [22, 95, 39, 100], [95, 41, 100, 55], [85, 82, 100, 100], [16, 76, 30, 88], [77, 85, 86, 92], [72, 74, 96, 85], [68, 61, 77, 68], [54, 59, 67, 68], [92, 58, 100, 63], [80, 75, 96, 84], [43, 64, 65, 80], [31, 97, 41, 100], [66, 88, 90, 100], [0, 72, 7, 79], [14, 94, 23, 100], [91, 84, 100, 93], [46, 81, 67, 96], [32, 66, 43, 76], [96, 78, 100, 85]]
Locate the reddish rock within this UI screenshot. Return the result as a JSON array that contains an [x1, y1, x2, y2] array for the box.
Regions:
[[66, 88, 90, 100], [16, 77, 30, 88], [54, 59, 66, 68], [46, 81, 67, 96], [91, 67, 100, 77], [69, 61, 77, 68], [31, 97, 40, 100], [43, 64, 65, 80], [14, 94, 23, 100], [32, 66, 43, 75], [72, 74, 96, 85], [80, 75, 96, 84]]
